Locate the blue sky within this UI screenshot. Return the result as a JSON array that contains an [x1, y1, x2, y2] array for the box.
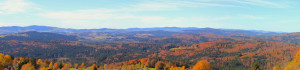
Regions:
[[0, 0, 299, 32]]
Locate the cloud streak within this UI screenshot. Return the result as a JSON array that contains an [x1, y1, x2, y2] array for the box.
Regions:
[[202, 0, 290, 8], [38, 10, 167, 22], [37, 0, 271, 29], [239, 15, 265, 19], [228, 0, 289, 8], [0, 0, 37, 14]]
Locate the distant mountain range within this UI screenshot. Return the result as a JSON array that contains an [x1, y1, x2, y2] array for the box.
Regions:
[[0, 25, 198, 34], [0, 26, 294, 43], [0, 25, 285, 35]]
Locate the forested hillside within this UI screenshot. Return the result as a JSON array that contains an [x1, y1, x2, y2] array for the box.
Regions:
[[0, 27, 298, 70], [0, 49, 299, 70]]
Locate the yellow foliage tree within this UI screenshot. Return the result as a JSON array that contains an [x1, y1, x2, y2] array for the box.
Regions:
[[169, 66, 186, 70], [49, 62, 53, 69], [4, 55, 12, 66], [0, 53, 4, 66], [21, 63, 35, 70], [0, 53, 4, 57], [0, 54, 3, 67], [192, 60, 212, 70], [62, 63, 70, 70], [36, 59, 42, 65], [18, 57, 25, 63], [39, 67, 46, 70], [284, 50, 300, 70]]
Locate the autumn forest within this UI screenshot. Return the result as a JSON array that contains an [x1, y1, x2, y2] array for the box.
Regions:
[[0, 26, 299, 70]]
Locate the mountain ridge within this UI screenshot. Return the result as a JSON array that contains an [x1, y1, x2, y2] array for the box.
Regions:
[[0, 25, 285, 35]]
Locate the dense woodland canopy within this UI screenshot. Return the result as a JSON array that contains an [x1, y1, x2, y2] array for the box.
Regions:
[[0, 50, 299, 70], [0, 27, 299, 70]]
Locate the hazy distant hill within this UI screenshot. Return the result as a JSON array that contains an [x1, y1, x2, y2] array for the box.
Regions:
[[183, 28, 282, 36], [0, 25, 283, 36], [0, 25, 198, 34], [265, 32, 300, 43], [0, 31, 78, 41], [0, 25, 286, 43]]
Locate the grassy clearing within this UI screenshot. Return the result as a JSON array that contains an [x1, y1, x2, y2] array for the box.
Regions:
[[0, 35, 5, 38]]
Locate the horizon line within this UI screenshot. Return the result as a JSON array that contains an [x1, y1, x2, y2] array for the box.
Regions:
[[0, 25, 289, 33]]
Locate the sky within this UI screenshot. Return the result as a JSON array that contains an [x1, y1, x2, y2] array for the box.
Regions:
[[0, 0, 300, 32]]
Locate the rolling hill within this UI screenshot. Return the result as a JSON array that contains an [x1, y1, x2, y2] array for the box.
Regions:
[[0, 26, 298, 70]]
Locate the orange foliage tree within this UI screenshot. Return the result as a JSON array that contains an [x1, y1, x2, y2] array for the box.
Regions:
[[80, 62, 85, 68], [192, 60, 212, 70]]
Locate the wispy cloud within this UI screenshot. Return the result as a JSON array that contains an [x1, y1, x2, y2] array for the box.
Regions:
[[37, 0, 241, 21], [128, 2, 179, 11], [38, 10, 167, 22], [163, 0, 291, 8], [35, 0, 291, 29], [0, 0, 38, 14], [229, 0, 289, 8], [37, 0, 271, 29], [239, 15, 265, 19], [133, 0, 242, 10], [124, 0, 292, 12]]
